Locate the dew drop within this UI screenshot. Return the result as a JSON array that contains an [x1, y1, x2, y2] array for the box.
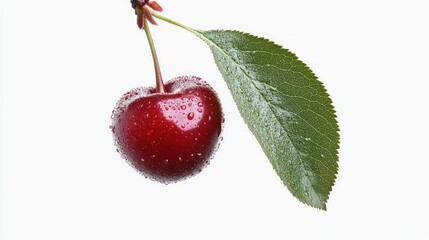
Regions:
[[197, 108, 202, 113], [187, 112, 195, 120], [180, 105, 187, 110], [164, 159, 169, 163], [197, 102, 203, 107], [180, 124, 186, 129], [197, 153, 202, 156], [141, 158, 145, 162]]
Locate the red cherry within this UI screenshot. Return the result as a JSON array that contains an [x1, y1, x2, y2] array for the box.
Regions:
[[111, 76, 223, 184]]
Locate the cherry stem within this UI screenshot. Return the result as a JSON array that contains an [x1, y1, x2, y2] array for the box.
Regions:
[[143, 17, 165, 93]]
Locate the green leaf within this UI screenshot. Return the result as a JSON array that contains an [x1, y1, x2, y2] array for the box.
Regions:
[[196, 30, 339, 210]]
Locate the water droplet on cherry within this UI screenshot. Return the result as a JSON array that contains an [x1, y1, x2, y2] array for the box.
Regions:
[[187, 112, 195, 120]]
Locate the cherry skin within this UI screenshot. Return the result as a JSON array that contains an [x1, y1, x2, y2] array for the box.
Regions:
[[111, 76, 223, 184]]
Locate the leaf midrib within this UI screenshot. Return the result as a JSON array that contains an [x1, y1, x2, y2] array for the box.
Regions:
[[198, 30, 324, 206]]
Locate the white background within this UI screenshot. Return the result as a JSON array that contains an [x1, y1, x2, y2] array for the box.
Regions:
[[1, 0, 429, 239]]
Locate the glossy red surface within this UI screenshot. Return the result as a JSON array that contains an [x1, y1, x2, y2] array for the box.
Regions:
[[111, 76, 223, 183]]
